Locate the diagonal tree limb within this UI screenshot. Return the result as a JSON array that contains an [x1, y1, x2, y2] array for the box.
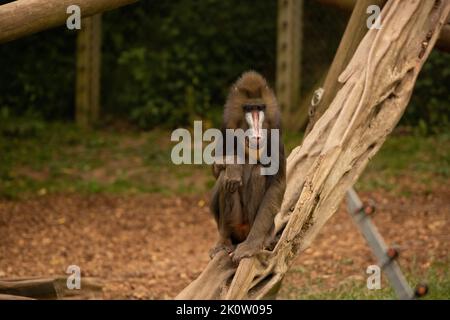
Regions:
[[306, 0, 387, 134]]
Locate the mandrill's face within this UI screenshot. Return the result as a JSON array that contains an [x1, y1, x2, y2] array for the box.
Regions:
[[242, 103, 267, 153]]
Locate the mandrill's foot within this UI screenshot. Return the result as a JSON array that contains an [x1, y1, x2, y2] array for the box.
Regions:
[[209, 244, 235, 259], [230, 240, 262, 264]]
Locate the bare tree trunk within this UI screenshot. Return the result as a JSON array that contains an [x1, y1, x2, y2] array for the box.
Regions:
[[177, 0, 450, 300], [306, 0, 387, 134]]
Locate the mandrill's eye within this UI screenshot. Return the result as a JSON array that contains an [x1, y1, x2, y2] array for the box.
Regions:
[[257, 104, 266, 111], [243, 105, 252, 113]]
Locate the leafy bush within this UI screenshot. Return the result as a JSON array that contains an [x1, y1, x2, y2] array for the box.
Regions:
[[0, 28, 76, 120], [0, 107, 45, 138]]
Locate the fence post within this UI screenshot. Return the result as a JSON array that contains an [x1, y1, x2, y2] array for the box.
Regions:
[[276, 0, 303, 129], [75, 14, 101, 128]]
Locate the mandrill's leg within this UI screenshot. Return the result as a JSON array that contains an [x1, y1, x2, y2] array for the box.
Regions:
[[209, 168, 243, 259], [231, 174, 285, 263], [209, 190, 242, 258]]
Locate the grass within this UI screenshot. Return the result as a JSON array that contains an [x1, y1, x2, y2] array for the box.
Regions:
[[0, 121, 212, 199], [283, 260, 450, 299], [0, 121, 449, 199], [357, 133, 450, 194]]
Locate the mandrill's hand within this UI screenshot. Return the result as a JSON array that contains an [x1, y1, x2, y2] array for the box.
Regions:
[[224, 164, 243, 193], [230, 240, 262, 264]]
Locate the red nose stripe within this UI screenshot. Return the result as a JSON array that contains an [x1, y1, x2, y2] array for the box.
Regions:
[[252, 111, 259, 135]]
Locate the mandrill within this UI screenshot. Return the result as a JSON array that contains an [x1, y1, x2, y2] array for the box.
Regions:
[[209, 71, 286, 263]]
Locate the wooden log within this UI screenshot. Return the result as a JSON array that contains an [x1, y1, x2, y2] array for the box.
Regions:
[[0, 278, 58, 299], [0, 276, 103, 299], [0, 0, 137, 44], [0, 294, 35, 300], [176, 0, 450, 299]]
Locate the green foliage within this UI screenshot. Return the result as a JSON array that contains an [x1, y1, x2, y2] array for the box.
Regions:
[[357, 133, 450, 194], [0, 107, 45, 138], [402, 50, 450, 133], [0, 125, 211, 199], [282, 260, 450, 299], [102, 0, 277, 128], [301, 1, 349, 92], [0, 28, 76, 120]]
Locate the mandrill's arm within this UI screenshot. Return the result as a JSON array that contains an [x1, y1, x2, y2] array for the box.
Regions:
[[213, 154, 243, 193], [212, 163, 225, 179], [231, 165, 286, 263]]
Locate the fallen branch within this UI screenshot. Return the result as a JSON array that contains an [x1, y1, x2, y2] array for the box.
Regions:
[[0, 276, 103, 300]]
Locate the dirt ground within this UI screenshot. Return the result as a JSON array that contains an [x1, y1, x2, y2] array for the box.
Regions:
[[0, 188, 448, 299]]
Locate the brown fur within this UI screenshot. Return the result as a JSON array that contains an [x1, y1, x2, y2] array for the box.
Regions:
[[209, 71, 286, 263], [223, 71, 281, 131]]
